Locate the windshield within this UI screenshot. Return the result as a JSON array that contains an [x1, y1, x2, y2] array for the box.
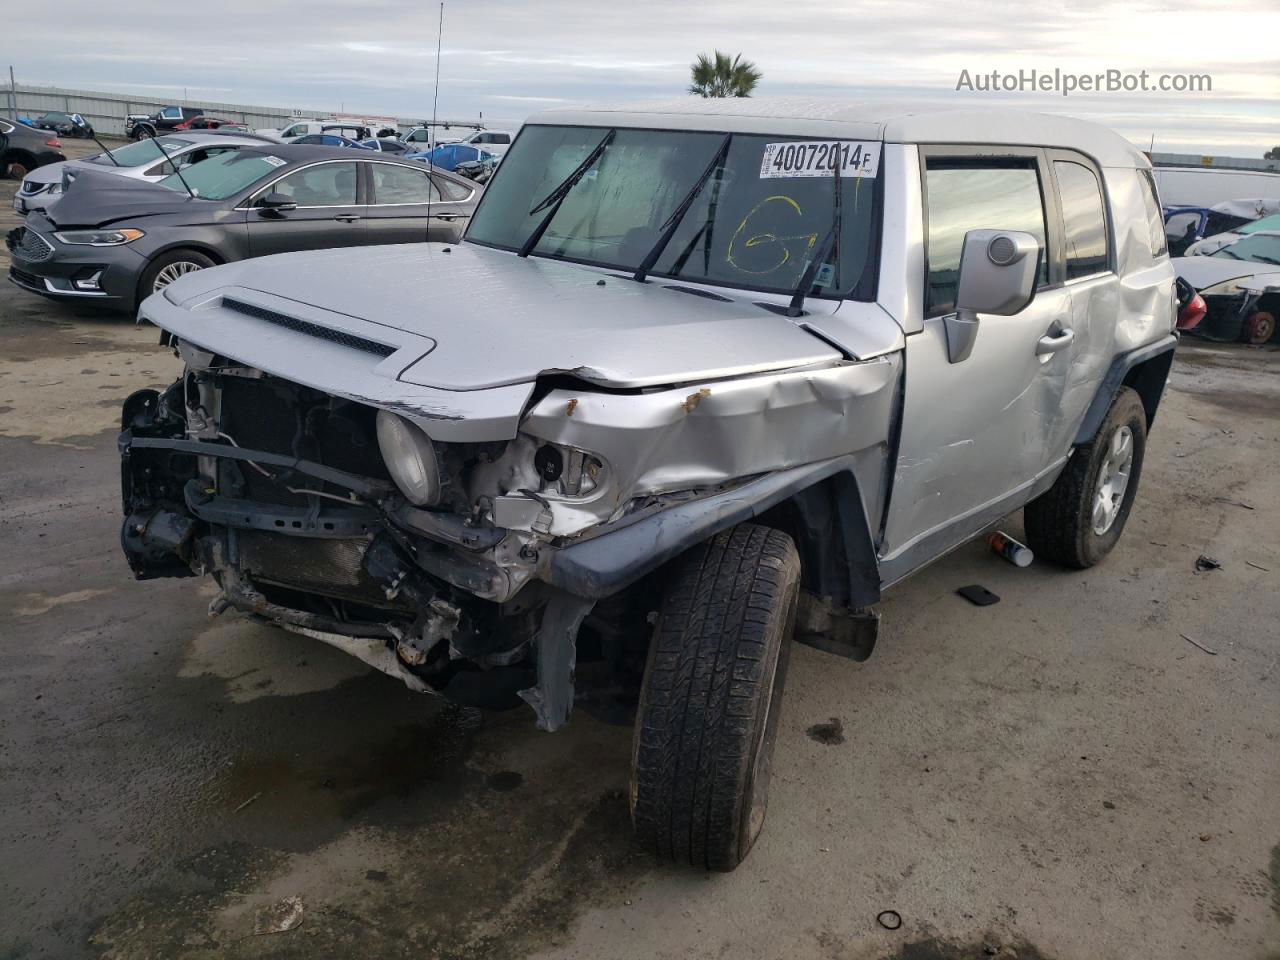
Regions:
[[158, 151, 285, 200], [1210, 232, 1280, 266], [88, 137, 192, 167], [466, 124, 880, 299]]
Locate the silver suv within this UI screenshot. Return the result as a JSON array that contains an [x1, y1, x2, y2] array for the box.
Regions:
[[118, 99, 1177, 871]]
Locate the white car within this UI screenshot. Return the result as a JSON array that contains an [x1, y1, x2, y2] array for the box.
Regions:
[[12, 132, 269, 217], [254, 120, 330, 142]]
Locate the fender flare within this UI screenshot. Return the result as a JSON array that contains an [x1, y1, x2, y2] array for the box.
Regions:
[[543, 455, 881, 608], [1074, 334, 1178, 445]]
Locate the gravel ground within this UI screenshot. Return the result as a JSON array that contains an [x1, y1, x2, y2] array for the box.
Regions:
[[1, 148, 1278, 960]]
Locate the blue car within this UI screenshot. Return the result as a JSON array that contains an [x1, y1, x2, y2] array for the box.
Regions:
[[407, 142, 497, 172], [291, 134, 375, 150]]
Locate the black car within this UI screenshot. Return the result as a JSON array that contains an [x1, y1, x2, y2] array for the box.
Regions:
[[7, 145, 480, 313], [130, 106, 204, 140], [33, 111, 95, 139], [1, 117, 66, 179]]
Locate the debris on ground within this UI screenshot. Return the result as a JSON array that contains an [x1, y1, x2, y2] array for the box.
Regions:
[[1180, 633, 1218, 656], [233, 791, 262, 813], [876, 909, 903, 930], [806, 717, 846, 745], [1213, 497, 1254, 510], [252, 896, 304, 936], [956, 585, 1000, 606], [1194, 555, 1222, 572], [1246, 560, 1270, 571], [987, 531, 1033, 567]]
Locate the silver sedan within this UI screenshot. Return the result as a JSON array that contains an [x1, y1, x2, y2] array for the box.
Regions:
[[13, 132, 276, 217]]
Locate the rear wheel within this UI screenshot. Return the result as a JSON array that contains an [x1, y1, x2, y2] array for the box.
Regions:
[[1024, 386, 1147, 568], [4, 152, 35, 180], [139, 249, 216, 300], [630, 524, 800, 872], [1245, 311, 1275, 345]]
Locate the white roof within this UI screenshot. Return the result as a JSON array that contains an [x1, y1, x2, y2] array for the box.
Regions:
[[532, 97, 1149, 168]]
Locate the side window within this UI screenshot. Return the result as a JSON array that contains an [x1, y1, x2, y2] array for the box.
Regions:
[[264, 162, 359, 206], [371, 164, 440, 204], [492, 133, 511, 145], [283, 124, 306, 138], [434, 176, 471, 201], [161, 107, 181, 120], [1054, 160, 1109, 279], [924, 159, 1049, 316], [1137, 169, 1168, 258]]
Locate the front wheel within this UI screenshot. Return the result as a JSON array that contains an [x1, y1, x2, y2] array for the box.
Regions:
[[139, 249, 216, 301], [630, 524, 800, 871], [1024, 386, 1147, 568]]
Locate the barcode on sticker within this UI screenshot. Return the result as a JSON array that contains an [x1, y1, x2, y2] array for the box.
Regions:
[[759, 141, 880, 179]]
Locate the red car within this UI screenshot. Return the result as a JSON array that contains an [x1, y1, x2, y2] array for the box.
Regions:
[[173, 116, 239, 131]]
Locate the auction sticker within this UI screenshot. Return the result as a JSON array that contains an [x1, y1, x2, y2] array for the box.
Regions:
[[262, 155, 288, 168], [759, 141, 880, 179]]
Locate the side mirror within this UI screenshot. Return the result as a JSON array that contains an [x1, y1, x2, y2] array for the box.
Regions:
[[945, 229, 1040, 364], [259, 192, 297, 212]]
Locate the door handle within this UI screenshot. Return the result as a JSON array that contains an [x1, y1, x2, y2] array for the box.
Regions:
[[1036, 324, 1075, 356], [434, 213, 462, 221], [333, 214, 361, 223]]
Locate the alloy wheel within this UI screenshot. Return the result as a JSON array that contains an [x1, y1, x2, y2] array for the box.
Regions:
[[1092, 425, 1134, 535], [153, 261, 203, 292]]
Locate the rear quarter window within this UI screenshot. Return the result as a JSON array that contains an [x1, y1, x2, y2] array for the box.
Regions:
[[1054, 160, 1109, 279], [1137, 169, 1168, 258]]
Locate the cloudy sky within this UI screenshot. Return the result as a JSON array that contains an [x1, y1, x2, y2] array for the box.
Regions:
[[12, 0, 1279, 156]]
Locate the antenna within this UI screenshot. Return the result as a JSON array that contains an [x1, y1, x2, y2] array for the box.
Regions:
[[431, 2, 443, 149]]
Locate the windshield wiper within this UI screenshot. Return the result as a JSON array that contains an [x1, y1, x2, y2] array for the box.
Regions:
[[787, 149, 843, 317], [1248, 253, 1280, 266], [88, 133, 121, 167], [518, 128, 615, 258], [150, 136, 196, 199], [632, 133, 731, 283]]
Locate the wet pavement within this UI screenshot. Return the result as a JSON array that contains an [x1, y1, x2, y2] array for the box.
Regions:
[[1, 152, 1278, 959]]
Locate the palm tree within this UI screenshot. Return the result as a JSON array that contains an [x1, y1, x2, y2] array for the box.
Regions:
[[689, 51, 762, 98]]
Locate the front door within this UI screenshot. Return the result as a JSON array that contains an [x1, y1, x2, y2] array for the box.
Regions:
[[879, 148, 1074, 582], [246, 160, 367, 257]]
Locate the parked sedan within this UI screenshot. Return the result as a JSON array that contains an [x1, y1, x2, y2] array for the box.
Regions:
[[6, 145, 480, 313], [1174, 231, 1280, 343], [291, 134, 375, 150], [1, 117, 65, 179], [33, 111, 95, 139], [359, 138, 411, 154], [14, 133, 273, 217]]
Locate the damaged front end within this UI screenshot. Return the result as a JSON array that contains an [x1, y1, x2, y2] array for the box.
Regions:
[[121, 335, 900, 730]]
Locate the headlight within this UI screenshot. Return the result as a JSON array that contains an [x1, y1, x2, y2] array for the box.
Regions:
[[376, 411, 443, 506], [54, 228, 145, 246]]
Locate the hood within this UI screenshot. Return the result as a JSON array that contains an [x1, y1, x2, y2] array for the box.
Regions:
[[1172, 255, 1274, 292], [44, 168, 200, 228], [161, 242, 845, 391]]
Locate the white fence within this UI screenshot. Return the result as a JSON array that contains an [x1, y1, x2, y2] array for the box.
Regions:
[[2, 83, 424, 138]]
